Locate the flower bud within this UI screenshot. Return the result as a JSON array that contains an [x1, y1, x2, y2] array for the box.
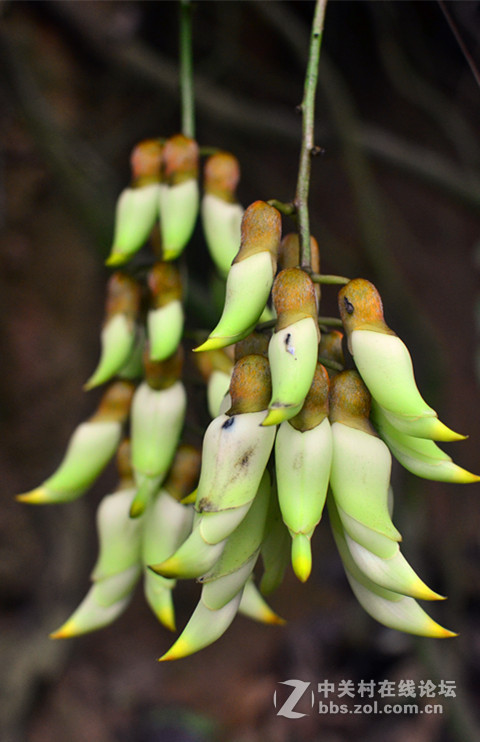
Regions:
[[147, 262, 184, 362], [106, 139, 164, 266], [202, 152, 244, 277], [194, 201, 281, 351], [85, 272, 141, 390], [262, 268, 320, 426], [158, 134, 199, 260], [338, 279, 464, 441]]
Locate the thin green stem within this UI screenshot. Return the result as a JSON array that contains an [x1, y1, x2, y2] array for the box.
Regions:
[[179, 0, 195, 138], [295, 0, 328, 269], [318, 356, 344, 372], [318, 316, 343, 327], [267, 199, 297, 217], [311, 273, 350, 285]]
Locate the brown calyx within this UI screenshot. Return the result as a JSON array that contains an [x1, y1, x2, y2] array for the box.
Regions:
[[130, 139, 164, 186], [278, 233, 320, 275], [233, 201, 282, 263], [227, 354, 272, 415], [91, 380, 135, 423], [290, 364, 330, 432], [203, 151, 240, 203], [234, 331, 270, 362], [115, 438, 134, 484], [328, 370, 376, 434], [272, 267, 318, 331], [338, 278, 391, 336], [144, 346, 184, 390], [148, 262, 183, 307], [318, 330, 345, 369], [163, 134, 199, 185], [164, 444, 202, 502], [105, 272, 141, 320]]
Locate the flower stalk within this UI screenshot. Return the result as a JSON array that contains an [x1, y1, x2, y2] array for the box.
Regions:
[[179, 0, 195, 139], [295, 0, 328, 270]]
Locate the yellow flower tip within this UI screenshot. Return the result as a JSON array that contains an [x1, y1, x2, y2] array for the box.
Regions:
[[83, 374, 102, 391], [433, 420, 467, 442], [252, 604, 286, 625], [434, 626, 458, 639], [422, 616, 458, 638], [291, 534, 312, 583], [455, 468, 480, 484], [158, 637, 192, 662], [129, 499, 146, 519], [16, 487, 48, 504], [193, 335, 233, 353], [49, 620, 77, 640], [148, 558, 181, 579], [265, 612, 287, 626], [156, 605, 176, 633], [105, 251, 128, 267], [261, 406, 289, 427], [180, 489, 197, 505], [161, 249, 178, 262], [413, 579, 446, 602]]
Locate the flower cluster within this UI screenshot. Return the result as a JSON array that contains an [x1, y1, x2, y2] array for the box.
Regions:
[[17, 136, 478, 660]]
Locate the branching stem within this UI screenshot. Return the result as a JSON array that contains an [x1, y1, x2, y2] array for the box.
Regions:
[[295, 0, 328, 269]]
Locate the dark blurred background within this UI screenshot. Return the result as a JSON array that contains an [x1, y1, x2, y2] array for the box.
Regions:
[[1, 1, 480, 741]]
